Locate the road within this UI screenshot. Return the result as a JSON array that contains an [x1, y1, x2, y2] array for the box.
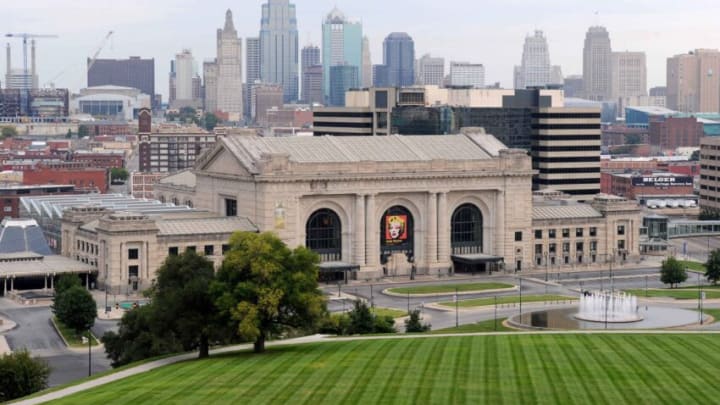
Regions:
[[0, 304, 114, 386]]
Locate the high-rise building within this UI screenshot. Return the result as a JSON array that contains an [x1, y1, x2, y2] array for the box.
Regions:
[[667, 49, 720, 113], [322, 7, 362, 103], [215, 10, 243, 121], [329, 65, 359, 107], [611, 51, 646, 100], [416, 54, 444, 86], [174, 49, 194, 102], [381, 32, 415, 87], [245, 37, 261, 119], [252, 83, 284, 126], [582, 26, 612, 101], [303, 65, 323, 105], [513, 30, 561, 89], [260, 0, 299, 102], [88, 57, 155, 104], [203, 61, 217, 112], [532, 108, 601, 200], [301, 45, 320, 103], [563, 75, 584, 98], [361, 36, 372, 88], [373, 65, 390, 88], [449, 62, 484, 88]]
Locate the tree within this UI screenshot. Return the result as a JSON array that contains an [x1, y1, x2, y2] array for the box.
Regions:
[[705, 249, 720, 285], [204, 113, 219, 131], [660, 256, 688, 288], [102, 305, 182, 367], [54, 273, 82, 297], [110, 167, 129, 183], [405, 309, 431, 333], [690, 150, 700, 161], [78, 125, 90, 137], [0, 350, 50, 401], [625, 133, 642, 145], [347, 300, 375, 334], [52, 285, 96, 334], [152, 250, 218, 358], [1, 126, 17, 139], [65, 129, 73, 139], [213, 232, 326, 353]]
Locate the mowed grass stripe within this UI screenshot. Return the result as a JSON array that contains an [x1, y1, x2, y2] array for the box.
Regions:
[[443, 336, 469, 404], [548, 334, 594, 404], [510, 335, 538, 404], [230, 345, 314, 400], [589, 335, 655, 403], [418, 337, 454, 404], [295, 341, 369, 405], [201, 351, 269, 403], [338, 339, 396, 404], [641, 335, 712, 403], [364, 338, 418, 404], [671, 334, 720, 376], [162, 356, 237, 404], [529, 335, 566, 404], [392, 337, 441, 405], [595, 335, 661, 403], [572, 334, 627, 403]]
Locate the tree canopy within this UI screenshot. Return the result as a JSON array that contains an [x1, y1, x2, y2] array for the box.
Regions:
[[1, 126, 17, 139], [52, 285, 96, 334], [0, 350, 50, 401], [55, 274, 82, 297], [705, 249, 720, 285], [660, 256, 688, 288], [212, 232, 326, 353]]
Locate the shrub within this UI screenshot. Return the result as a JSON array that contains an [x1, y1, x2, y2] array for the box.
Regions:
[[0, 350, 50, 401], [405, 309, 431, 333]]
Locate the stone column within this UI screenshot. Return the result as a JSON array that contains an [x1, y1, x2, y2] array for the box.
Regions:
[[365, 194, 378, 267], [50, 274, 54, 289], [3, 278, 6, 295], [44, 275, 47, 290], [495, 190, 505, 258], [437, 192, 449, 261], [355, 194, 366, 266], [426, 192, 438, 265], [10, 277, 13, 291]]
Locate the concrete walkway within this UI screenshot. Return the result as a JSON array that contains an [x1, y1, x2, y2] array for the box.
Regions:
[[14, 329, 720, 405]]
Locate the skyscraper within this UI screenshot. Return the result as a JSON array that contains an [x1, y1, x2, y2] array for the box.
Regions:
[[667, 49, 720, 113], [215, 9, 243, 121], [611, 51, 647, 100], [329, 65, 359, 106], [260, 0, 299, 102], [174, 49, 194, 102], [513, 30, 562, 89], [449, 62, 484, 88], [381, 33, 415, 87], [582, 26, 612, 101], [87, 57, 155, 104], [245, 37, 261, 119], [303, 65, 323, 105], [361, 36, 372, 88], [203, 60, 217, 113], [416, 54, 444, 86], [322, 7, 362, 103], [301, 45, 320, 103]]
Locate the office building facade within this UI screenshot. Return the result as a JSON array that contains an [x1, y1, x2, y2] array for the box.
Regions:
[[322, 8, 362, 103], [214, 9, 243, 121], [245, 37, 261, 119], [328, 65, 359, 107], [449, 62, 485, 88], [259, 0, 299, 102], [416, 54, 444, 86], [611, 51, 647, 100], [667, 49, 720, 113], [514, 30, 561, 89], [361, 36, 373, 88], [378, 32, 415, 87], [301, 45, 321, 103], [582, 26, 612, 101], [88, 57, 155, 104]]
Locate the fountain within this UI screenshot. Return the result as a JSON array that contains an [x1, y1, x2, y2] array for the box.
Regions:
[[575, 290, 643, 323]]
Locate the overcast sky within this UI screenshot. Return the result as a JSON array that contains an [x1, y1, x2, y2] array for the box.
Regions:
[[6, 0, 720, 98]]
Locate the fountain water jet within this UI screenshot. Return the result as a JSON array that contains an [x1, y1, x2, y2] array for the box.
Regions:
[[575, 290, 643, 323]]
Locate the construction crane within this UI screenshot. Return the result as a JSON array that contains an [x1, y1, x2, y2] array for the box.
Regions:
[[87, 31, 114, 72], [5, 33, 58, 115]]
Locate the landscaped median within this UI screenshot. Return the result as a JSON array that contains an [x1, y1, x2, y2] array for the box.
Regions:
[[435, 294, 577, 309], [384, 282, 515, 297], [51, 317, 100, 349], [625, 288, 720, 300]]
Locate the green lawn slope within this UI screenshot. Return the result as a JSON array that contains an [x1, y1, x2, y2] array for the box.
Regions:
[[49, 334, 720, 404]]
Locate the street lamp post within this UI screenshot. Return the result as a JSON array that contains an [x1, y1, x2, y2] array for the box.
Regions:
[[455, 287, 459, 328], [519, 277, 523, 317], [88, 327, 92, 376], [370, 284, 374, 308], [698, 272, 704, 325], [494, 295, 498, 331], [544, 252, 548, 282], [604, 294, 609, 330]]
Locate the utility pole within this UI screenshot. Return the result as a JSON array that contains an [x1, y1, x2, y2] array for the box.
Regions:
[[519, 277, 523, 317], [494, 295, 498, 331], [88, 327, 92, 376], [455, 287, 459, 328]]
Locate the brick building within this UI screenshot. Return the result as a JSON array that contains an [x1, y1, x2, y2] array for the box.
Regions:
[[648, 116, 703, 152], [70, 152, 125, 169], [23, 168, 108, 193], [601, 171, 694, 200]]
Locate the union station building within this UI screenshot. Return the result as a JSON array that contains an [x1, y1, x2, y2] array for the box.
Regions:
[[151, 132, 641, 282]]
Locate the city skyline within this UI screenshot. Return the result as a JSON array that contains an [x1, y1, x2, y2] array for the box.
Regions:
[[5, 0, 720, 99]]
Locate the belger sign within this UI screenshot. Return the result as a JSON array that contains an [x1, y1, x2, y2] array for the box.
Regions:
[[631, 176, 694, 187]]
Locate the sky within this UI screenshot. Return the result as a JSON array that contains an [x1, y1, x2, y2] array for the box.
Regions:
[[5, 0, 720, 99]]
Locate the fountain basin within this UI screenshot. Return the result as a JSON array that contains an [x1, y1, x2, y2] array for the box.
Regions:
[[574, 290, 643, 323]]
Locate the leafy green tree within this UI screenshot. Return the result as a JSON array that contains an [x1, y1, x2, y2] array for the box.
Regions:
[[102, 305, 182, 367], [660, 256, 688, 288], [699, 209, 720, 220], [53, 285, 96, 334], [204, 113, 219, 131], [213, 232, 326, 353], [705, 249, 720, 285], [405, 309, 431, 333], [690, 150, 700, 161], [110, 167, 129, 183], [78, 125, 90, 137], [65, 129, 73, 139], [1, 126, 17, 139], [347, 300, 375, 334], [152, 250, 218, 358], [54, 273, 82, 296], [0, 350, 50, 401]]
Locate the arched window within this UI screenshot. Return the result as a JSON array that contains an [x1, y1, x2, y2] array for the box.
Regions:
[[306, 209, 341, 262], [451, 204, 483, 254]]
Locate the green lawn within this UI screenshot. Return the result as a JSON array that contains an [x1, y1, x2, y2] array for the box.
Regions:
[[625, 289, 720, 300], [386, 282, 514, 295], [679, 260, 706, 273], [371, 307, 407, 319], [53, 317, 99, 348], [437, 294, 576, 308], [48, 334, 720, 404], [700, 308, 720, 322], [429, 318, 514, 333]]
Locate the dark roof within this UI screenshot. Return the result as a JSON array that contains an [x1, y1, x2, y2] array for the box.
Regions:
[[0, 219, 52, 255]]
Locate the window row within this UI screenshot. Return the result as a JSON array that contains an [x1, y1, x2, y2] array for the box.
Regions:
[[167, 244, 230, 257], [535, 227, 597, 239]]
